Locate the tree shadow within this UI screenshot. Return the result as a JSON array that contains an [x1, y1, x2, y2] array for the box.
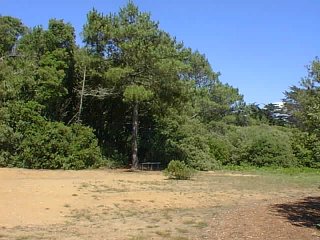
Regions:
[[272, 196, 320, 228]]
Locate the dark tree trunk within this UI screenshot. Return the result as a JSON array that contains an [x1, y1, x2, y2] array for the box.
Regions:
[[131, 101, 139, 169]]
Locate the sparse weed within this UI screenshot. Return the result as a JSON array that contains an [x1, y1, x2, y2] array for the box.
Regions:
[[155, 230, 171, 237]]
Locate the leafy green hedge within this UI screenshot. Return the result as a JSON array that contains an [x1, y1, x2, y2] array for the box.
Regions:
[[291, 130, 320, 168], [226, 125, 297, 167], [156, 112, 301, 170], [157, 114, 221, 170], [0, 101, 102, 169]]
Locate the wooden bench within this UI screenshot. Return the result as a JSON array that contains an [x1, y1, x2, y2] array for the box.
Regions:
[[140, 162, 161, 171]]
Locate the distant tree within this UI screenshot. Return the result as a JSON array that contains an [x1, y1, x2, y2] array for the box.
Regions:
[[263, 103, 289, 126], [284, 58, 320, 134], [0, 16, 26, 57]]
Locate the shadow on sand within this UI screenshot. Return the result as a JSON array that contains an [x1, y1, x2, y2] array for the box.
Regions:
[[272, 196, 320, 228]]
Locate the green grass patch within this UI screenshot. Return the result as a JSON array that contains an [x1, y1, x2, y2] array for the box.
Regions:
[[222, 165, 320, 175]]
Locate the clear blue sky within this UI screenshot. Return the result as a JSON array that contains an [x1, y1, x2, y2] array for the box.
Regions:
[[1, 0, 319, 104]]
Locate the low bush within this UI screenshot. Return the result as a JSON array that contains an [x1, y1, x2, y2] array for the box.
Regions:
[[163, 160, 195, 180]]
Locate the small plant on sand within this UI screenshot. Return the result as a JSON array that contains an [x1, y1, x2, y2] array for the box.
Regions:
[[164, 160, 195, 180]]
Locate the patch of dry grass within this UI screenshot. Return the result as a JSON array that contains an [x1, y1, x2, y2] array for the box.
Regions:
[[0, 168, 318, 239]]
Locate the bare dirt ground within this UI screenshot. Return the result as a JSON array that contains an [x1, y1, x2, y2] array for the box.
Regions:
[[0, 168, 319, 240]]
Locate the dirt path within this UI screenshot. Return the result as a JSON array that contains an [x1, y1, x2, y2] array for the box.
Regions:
[[0, 168, 319, 239], [207, 199, 320, 240]]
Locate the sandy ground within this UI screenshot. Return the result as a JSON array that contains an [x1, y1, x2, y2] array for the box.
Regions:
[[0, 168, 319, 239]]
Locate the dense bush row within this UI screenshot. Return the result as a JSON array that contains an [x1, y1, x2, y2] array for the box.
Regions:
[[1, 101, 317, 170], [0, 101, 102, 169], [159, 117, 315, 170], [158, 113, 319, 170]]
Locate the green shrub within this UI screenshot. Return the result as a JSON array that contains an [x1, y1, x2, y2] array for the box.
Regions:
[[227, 125, 297, 167], [176, 135, 220, 170], [0, 123, 20, 167], [291, 130, 320, 168], [163, 160, 195, 180], [11, 121, 102, 169], [0, 101, 102, 169], [157, 114, 221, 170], [208, 134, 233, 165]]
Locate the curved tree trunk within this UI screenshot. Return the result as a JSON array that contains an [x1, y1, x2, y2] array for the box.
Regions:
[[131, 101, 139, 169]]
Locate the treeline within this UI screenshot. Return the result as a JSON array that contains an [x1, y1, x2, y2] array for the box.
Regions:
[[0, 3, 319, 170]]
